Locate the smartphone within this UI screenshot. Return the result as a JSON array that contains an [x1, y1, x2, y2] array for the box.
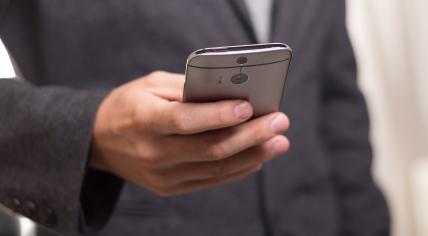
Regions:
[[183, 43, 292, 117]]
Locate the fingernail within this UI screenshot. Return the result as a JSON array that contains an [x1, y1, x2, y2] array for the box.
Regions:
[[270, 114, 288, 134], [235, 102, 252, 120], [271, 140, 288, 155]]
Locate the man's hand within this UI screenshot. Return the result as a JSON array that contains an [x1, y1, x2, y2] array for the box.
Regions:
[[90, 71, 289, 197]]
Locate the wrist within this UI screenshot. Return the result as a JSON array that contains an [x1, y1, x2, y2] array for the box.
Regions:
[[89, 89, 115, 173]]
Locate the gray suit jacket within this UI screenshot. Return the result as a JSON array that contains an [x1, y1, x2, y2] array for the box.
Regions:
[[0, 0, 390, 235]]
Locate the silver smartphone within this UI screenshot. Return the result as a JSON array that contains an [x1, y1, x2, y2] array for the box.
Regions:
[[183, 43, 292, 117]]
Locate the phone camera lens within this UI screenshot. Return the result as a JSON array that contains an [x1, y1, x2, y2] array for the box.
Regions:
[[236, 56, 248, 65], [231, 73, 248, 84]]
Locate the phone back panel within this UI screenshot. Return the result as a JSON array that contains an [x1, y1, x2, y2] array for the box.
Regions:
[[184, 44, 292, 117]]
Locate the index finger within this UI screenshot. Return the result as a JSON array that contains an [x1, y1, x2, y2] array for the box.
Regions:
[[139, 71, 185, 102]]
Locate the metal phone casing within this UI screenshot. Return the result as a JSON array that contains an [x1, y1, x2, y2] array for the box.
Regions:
[[184, 43, 292, 117]]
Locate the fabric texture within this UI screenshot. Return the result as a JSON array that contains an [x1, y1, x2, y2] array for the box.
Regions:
[[0, 0, 390, 235]]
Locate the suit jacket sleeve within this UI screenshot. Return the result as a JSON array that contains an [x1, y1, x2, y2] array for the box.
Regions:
[[0, 0, 125, 235], [320, 1, 390, 235], [0, 80, 122, 236]]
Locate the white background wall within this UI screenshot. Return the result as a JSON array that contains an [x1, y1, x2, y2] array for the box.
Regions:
[[347, 0, 428, 235], [0, 39, 14, 78], [0, 1, 427, 235]]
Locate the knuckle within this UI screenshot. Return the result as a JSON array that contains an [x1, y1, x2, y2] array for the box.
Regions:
[[148, 173, 169, 188], [154, 188, 175, 198], [134, 143, 147, 159], [171, 110, 189, 132], [210, 162, 228, 177], [149, 70, 166, 79], [136, 145, 163, 168], [203, 143, 226, 160], [145, 71, 165, 85]]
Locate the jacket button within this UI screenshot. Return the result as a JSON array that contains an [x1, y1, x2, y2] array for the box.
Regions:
[[12, 198, 21, 207], [25, 201, 36, 211], [39, 207, 57, 228], [10, 198, 22, 212], [21, 201, 37, 218]]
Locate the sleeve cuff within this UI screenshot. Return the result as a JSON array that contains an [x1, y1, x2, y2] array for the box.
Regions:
[[79, 168, 124, 235]]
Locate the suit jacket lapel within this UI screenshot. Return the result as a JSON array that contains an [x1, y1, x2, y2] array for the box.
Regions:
[[271, 0, 281, 41], [272, 0, 316, 48], [227, 0, 258, 44]]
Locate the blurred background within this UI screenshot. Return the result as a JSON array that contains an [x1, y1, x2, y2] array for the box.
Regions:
[[347, 0, 428, 236], [0, 0, 427, 235]]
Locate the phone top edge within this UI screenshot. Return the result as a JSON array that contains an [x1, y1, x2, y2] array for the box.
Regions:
[[188, 43, 290, 58], [195, 43, 289, 54], [186, 43, 292, 68]]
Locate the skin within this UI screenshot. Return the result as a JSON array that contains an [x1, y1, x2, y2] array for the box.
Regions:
[[90, 71, 290, 197]]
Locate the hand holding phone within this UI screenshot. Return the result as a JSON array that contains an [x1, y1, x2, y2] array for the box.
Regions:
[[91, 71, 290, 197]]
